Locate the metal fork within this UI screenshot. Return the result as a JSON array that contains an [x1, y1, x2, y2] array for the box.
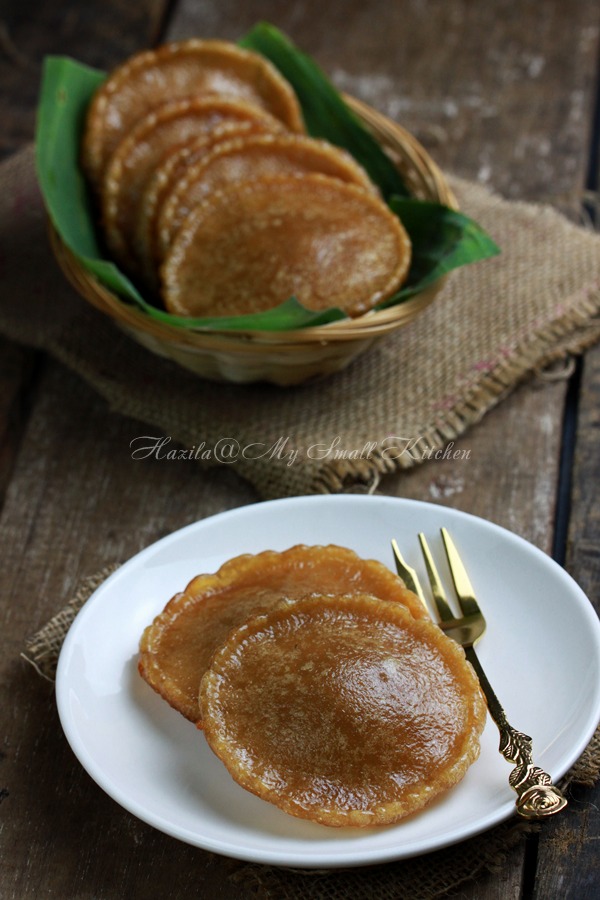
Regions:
[[392, 527, 567, 819]]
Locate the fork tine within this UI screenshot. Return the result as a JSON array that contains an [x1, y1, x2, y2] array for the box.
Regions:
[[390, 540, 429, 614], [403, 531, 566, 818], [440, 528, 483, 620], [418, 533, 455, 622]]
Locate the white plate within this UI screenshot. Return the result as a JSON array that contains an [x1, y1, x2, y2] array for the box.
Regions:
[[56, 495, 600, 868]]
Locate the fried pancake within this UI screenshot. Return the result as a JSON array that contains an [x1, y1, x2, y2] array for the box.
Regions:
[[156, 133, 378, 259], [134, 120, 283, 286], [138, 544, 427, 724], [200, 592, 487, 827], [101, 97, 284, 276], [82, 39, 304, 189], [161, 174, 412, 318]]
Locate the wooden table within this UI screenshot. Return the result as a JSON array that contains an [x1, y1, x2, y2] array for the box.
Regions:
[[1, 1, 599, 897]]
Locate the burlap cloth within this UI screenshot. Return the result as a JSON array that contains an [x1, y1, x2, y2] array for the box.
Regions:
[[5, 142, 600, 896]]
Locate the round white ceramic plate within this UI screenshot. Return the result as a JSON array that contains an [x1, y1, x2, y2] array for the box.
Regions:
[[56, 495, 600, 868]]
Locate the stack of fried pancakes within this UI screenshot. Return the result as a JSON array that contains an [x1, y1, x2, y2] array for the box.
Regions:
[[81, 40, 412, 319], [138, 545, 487, 827]]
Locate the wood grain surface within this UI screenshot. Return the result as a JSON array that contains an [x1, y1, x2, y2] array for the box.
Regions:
[[1, 1, 599, 898]]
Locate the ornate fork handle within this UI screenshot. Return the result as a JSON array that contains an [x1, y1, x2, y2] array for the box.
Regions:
[[393, 533, 568, 819], [465, 647, 568, 818]]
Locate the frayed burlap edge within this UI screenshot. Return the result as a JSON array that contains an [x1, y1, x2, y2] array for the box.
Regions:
[[312, 301, 600, 494], [561, 725, 600, 788], [21, 563, 120, 681], [230, 818, 540, 900], [22, 565, 600, 899]]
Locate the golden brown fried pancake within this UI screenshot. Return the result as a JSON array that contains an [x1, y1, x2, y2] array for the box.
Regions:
[[200, 592, 487, 827], [138, 544, 427, 724], [134, 119, 283, 287], [156, 133, 378, 259], [161, 174, 411, 318], [82, 39, 304, 189], [101, 97, 284, 276]]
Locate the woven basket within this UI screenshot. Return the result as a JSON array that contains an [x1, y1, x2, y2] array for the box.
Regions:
[[51, 95, 457, 386]]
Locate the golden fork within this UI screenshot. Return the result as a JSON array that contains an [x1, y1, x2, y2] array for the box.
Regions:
[[392, 527, 568, 819]]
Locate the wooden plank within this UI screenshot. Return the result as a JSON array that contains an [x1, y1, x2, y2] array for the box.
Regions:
[[0, 0, 167, 160], [567, 348, 600, 606], [530, 343, 600, 900], [0, 362, 257, 900], [0, 0, 172, 493], [385, 376, 567, 551], [525, 20, 600, 892], [1, 1, 598, 898], [170, 0, 598, 199], [0, 0, 168, 501], [0, 338, 37, 507]]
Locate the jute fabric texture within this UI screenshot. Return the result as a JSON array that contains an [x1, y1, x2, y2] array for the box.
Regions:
[[2, 145, 600, 498]]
